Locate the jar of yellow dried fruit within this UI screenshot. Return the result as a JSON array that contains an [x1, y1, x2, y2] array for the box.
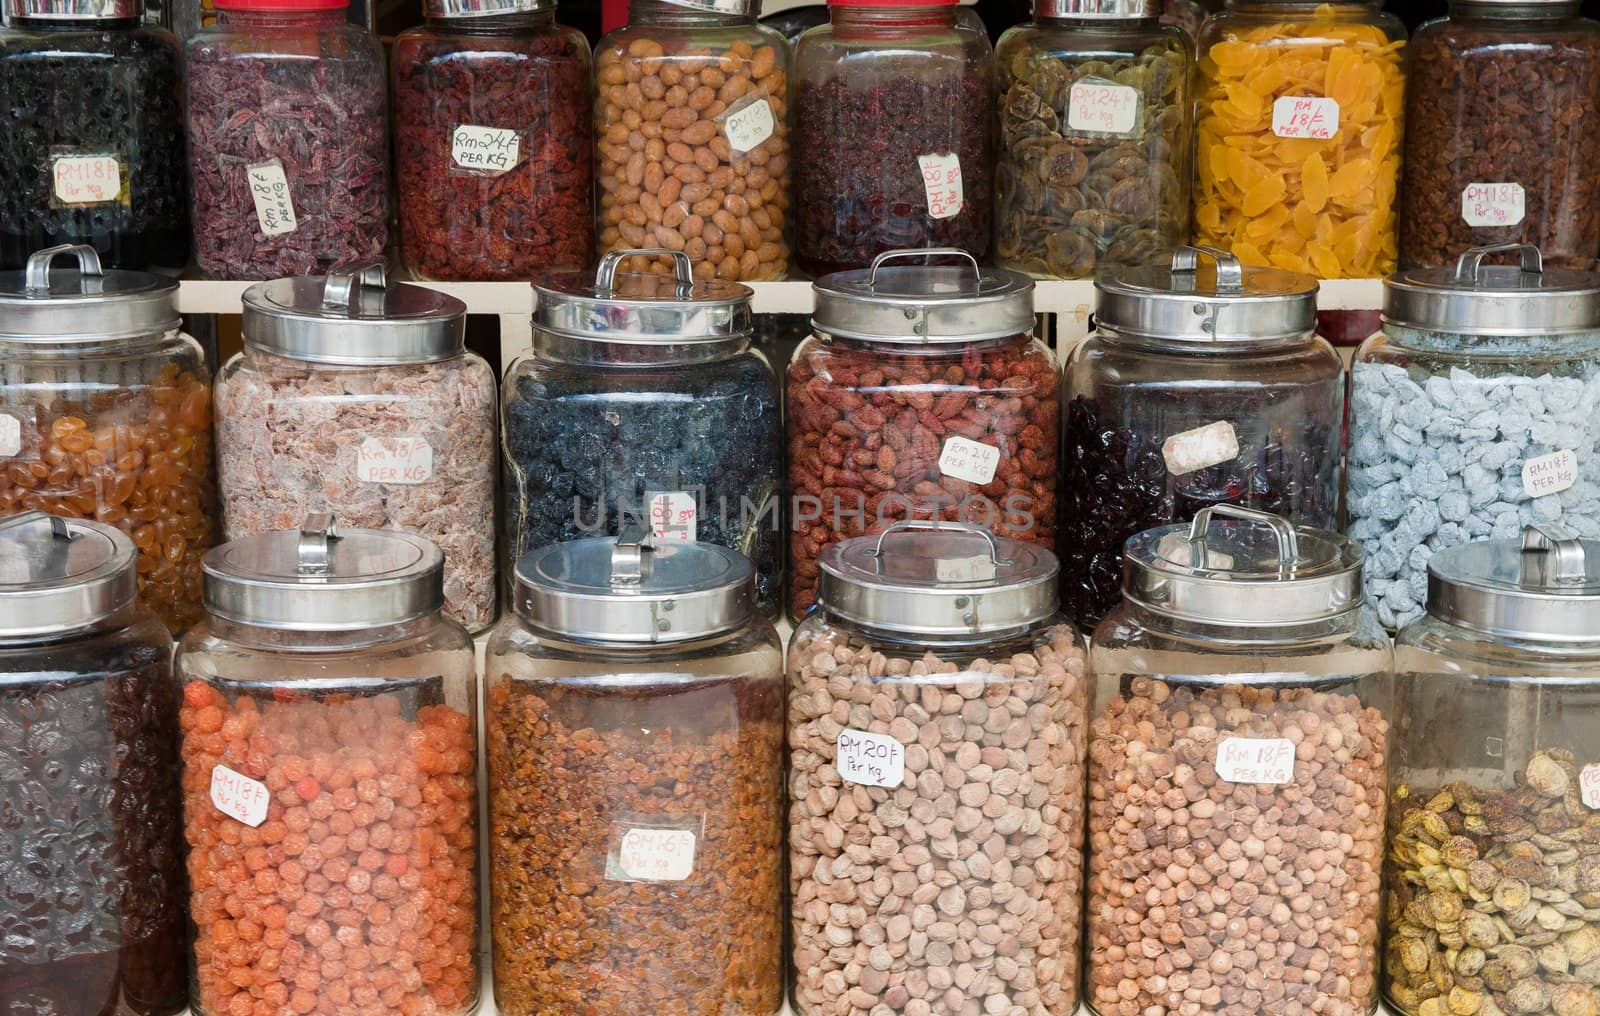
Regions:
[[1193, 1, 1405, 279]]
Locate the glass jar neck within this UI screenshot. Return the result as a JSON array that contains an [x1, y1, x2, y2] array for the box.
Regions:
[[632, 0, 753, 26], [1114, 599, 1362, 649], [216, 7, 348, 28], [1034, 13, 1159, 27], [823, 333, 1028, 355], [1383, 324, 1600, 356], [0, 329, 181, 358], [425, 8, 555, 30], [1448, 0, 1579, 20], [830, 3, 960, 29], [12, 14, 142, 29], [533, 332, 751, 365], [204, 612, 442, 653], [1096, 325, 1315, 355]]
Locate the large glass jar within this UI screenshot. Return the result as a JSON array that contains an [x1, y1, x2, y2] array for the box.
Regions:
[[1193, 0, 1405, 278], [504, 250, 782, 614], [994, 0, 1193, 279], [0, 0, 187, 271], [1087, 506, 1393, 1016], [793, 0, 995, 274], [487, 534, 784, 1015], [175, 516, 479, 1016], [788, 250, 1056, 617], [1399, 0, 1600, 270], [595, 0, 791, 283], [215, 263, 496, 632], [1349, 243, 1600, 630], [0, 513, 186, 1016], [1387, 526, 1600, 1016], [789, 523, 1089, 1015], [392, 0, 593, 281], [1061, 245, 1341, 629], [185, 0, 388, 280], [0, 244, 217, 633]]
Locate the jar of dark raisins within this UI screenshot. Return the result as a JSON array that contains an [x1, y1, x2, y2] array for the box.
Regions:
[[392, 0, 593, 281], [0, 243, 218, 634], [792, 0, 996, 274], [503, 248, 782, 615], [994, 0, 1193, 279], [175, 513, 479, 1016], [0, 512, 186, 1016], [486, 530, 784, 1015], [0, 0, 188, 271], [1060, 244, 1340, 628]]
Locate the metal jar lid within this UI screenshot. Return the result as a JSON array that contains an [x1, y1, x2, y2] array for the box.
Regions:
[[817, 522, 1059, 636], [645, 0, 756, 15], [1450, 0, 1581, 17], [0, 244, 180, 342], [513, 527, 755, 644], [1035, 0, 1155, 17], [1384, 243, 1600, 337], [534, 249, 754, 345], [6, 0, 141, 19], [424, 0, 550, 17], [1426, 525, 1600, 643], [203, 514, 444, 632], [1095, 245, 1319, 346], [0, 512, 138, 640], [241, 262, 468, 366], [812, 249, 1037, 344], [1123, 505, 1364, 626]]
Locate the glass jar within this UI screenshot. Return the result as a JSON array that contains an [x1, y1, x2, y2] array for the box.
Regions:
[[392, 0, 593, 281], [0, 0, 187, 271], [0, 244, 217, 633], [1087, 506, 1393, 1016], [1387, 525, 1600, 1016], [487, 533, 783, 1015], [1193, 0, 1405, 278], [214, 263, 496, 632], [1399, 0, 1600, 270], [1349, 243, 1600, 630], [595, 0, 791, 283], [175, 515, 479, 1016], [788, 249, 1056, 618], [789, 523, 1089, 1015], [185, 0, 388, 280], [792, 0, 995, 274], [0, 512, 186, 1016], [504, 250, 782, 614], [1061, 245, 1341, 629], [994, 0, 1193, 279]]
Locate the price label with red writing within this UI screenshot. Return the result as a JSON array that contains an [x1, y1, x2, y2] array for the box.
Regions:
[[917, 153, 964, 221], [1582, 764, 1600, 810], [1523, 449, 1578, 498], [1067, 80, 1140, 136], [246, 160, 298, 237], [1162, 421, 1239, 476], [0, 414, 20, 458], [1215, 737, 1296, 786], [837, 728, 905, 788], [616, 826, 697, 882], [211, 764, 270, 827], [51, 154, 122, 206], [939, 435, 1000, 485], [357, 436, 434, 485], [648, 490, 698, 543], [723, 98, 776, 154], [1461, 182, 1527, 228], [1272, 96, 1340, 140]]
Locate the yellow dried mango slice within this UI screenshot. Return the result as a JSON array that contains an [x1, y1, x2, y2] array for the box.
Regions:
[[1242, 175, 1288, 217], [1301, 154, 1330, 212]]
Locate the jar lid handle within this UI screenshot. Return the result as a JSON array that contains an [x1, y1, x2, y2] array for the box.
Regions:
[[863, 520, 1013, 575], [1170, 244, 1244, 294], [867, 248, 981, 291], [0, 510, 72, 543], [1521, 523, 1587, 587], [297, 513, 339, 577], [595, 249, 695, 299], [1454, 243, 1544, 285], [610, 521, 655, 587], [24, 243, 104, 296], [1187, 505, 1299, 575], [322, 260, 388, 314]]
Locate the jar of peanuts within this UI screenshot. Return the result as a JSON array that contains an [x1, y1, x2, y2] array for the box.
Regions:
[[594, 0, 791, 282], [787, 247, 1056, 619], [0, 243, 218, 634], [486, 529, 784, 1015], [175, 514, 479, 1016], [1086, 505, 1393, 1016], [788, 521, 1089, 1016]]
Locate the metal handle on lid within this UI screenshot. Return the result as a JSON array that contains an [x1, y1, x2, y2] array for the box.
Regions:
[[297, 513, 339, 577], [0, 510, 72, 542], [1171, 245, 1244, 294], [863, 520, 1014, 572], [595, 249, 695, 299], [321, 261, 388, 313], [1453, 243, 1545, 285], [610, 522, 655, 587], [1188, 505, 1299, 574], [867, 249, 982, 290], [1521, 523, 1587, 586], [24, 243, 104, 296]]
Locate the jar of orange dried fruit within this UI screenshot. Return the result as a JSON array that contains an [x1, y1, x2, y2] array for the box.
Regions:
[[0, 243, 218, 634], [1193, 0, 1405, 278], [175, 513, 479, 1016]]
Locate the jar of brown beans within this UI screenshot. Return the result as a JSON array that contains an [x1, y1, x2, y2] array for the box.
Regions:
[[0, 243, 218, 634], [594, 0, 791, 283]]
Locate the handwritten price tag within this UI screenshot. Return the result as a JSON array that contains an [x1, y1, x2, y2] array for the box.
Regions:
[[617, 827, 697, 882], [1215, 737, 1296, 786], [0, 414, 20, 458], [1068, 80, 1140, 136], [211, 764, 270, 827], [52, 155, 121, 205], [1461, 182, 1527, 228], [1523, 449, 1578, 498], [357, 436, 434, 485], [917, 153, 964, 221], [939, 436, 1000, 485], [1582, 764, 1600, 810], [723, 98, 776, 154], [451, 125, 522, 175], [648, 490, 698, 543], [837, 728, 905, 788], [246, 160, 298, 237], [1272, 96, 1340, 140], [1162, 421, 1239, 476]]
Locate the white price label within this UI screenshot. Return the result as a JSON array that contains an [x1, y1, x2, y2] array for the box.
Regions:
[[1582, 764, 1600, 810], [935, 555, 996, 583], [451, 125, 522, 175], [917, 153, 964, 220], [939, 436, 1000, 486], [723, 98, 776, 153], [1523, 449, 1578, 498], [246, 161, 298, 237], [210, 764, 270, 827], [52, 155, 121, 205], [1215, 737, 1296, 786], [617, 827, 697, 882], [837, 728, 905, 788], [1162, 421, 1240, 476], [1068, 80, 1140, 136], [1272, 96, 1340, 140], [648, 490, 698, 543], [0, 414, 20, 458], [1461, 183, 1526, 228], [357, 436, 434, 485]]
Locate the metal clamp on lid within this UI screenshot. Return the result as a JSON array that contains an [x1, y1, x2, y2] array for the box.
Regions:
[[0, 511, 138, 639], [0, 243, 179, 342], [811, 247, 1036, 344], [1094, 244, 1319, 346], [1384, 242, 1600, 336], [534, 249, 754, 346], [1427, 523, 1600, 642]]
